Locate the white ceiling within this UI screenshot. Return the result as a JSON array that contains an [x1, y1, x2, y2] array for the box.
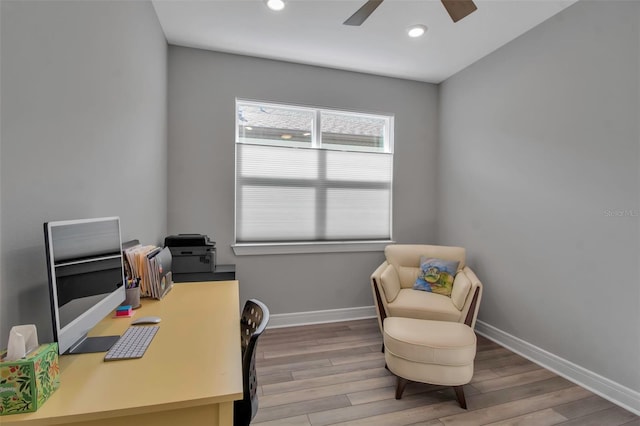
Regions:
[[152, 0, 578, 83]]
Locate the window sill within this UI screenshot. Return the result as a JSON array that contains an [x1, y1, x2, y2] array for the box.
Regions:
[[232, 240, 394, 256]]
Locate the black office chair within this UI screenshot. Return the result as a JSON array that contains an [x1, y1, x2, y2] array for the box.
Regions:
[[234, 299, 270, 426]]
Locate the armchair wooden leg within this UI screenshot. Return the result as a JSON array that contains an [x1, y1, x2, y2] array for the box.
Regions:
[[395, 377, 408, 400], [453, 386, 467, 409]]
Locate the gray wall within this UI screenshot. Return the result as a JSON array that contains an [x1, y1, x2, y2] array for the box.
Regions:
[[167, 47, 439, 313], [438, 0, 639, 391], [0, 0, 168, 344]]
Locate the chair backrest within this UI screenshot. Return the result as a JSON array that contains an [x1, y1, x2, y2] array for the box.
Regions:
[[235, 299, 270, 426]]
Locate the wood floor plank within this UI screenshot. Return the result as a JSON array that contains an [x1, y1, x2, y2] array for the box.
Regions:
[[471, 368, 556, 393], [347, 383, 441, 405], [258, 330, 341, 347], [258, 332, 327, 344], [253, 395, 351, 423], [466, 376, 574, 411], [347, 320, 382, 330], [262, 338, 382, 359], [474, 346, 513, 361], [258, 340, 323, 352], [552, 394, 616, 419], [490, 361, 542, 377], [293, 357, 386, 380], [555, 405, 640, 426], [257, 358, 333, 376], [406, 420, 446, 426], [347, 383, 477, 406], [259, 376, 397, 409], [309, 389, 463, 426], [367, 344, 384, 352], [329, 400, 464, 426], [330, 351, 385, 366], [262, 327, 343, 338], [483, 408, 568, 425], [336, 327, 379, 336], [468, 368, 501, 383], [316, 331, 382, 345], [259, 371, 294, 385], [262, 367, 390, 395], [476, 334, 500, 348], [439, 386, 592, 426], [474, 353, 532, 371], [252, 414, 311, 426], [265, 322, 351, 335], [257, 345, 373, 367]]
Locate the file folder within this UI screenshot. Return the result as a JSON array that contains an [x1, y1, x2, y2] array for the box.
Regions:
[[147, 247, 173, 300], [123, 244, 173, 300]]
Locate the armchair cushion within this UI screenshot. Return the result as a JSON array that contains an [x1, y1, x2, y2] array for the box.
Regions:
[[381, 265, 401, 303], [388, 289, 462, 323], [414, 257, 459, 297], [397, 266, 420, 289], [451, 270, 472, 310]]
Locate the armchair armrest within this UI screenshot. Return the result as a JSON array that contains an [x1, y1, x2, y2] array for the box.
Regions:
[[371, 260, 388, 284], [371, 261, 401, 334], [372, 262, 401, 303], [459, 266, 483, 328]]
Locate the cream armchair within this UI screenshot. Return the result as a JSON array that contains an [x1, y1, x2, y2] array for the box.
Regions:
[[371, 245, 483, 334]]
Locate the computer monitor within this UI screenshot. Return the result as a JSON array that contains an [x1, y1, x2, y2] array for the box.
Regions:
[[44, 217, 126, 355]]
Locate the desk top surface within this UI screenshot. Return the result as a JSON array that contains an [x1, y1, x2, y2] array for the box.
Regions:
[[4, 281, 243, 425]]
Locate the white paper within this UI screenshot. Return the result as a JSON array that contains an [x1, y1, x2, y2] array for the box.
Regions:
[[5, 325, 39, 361]]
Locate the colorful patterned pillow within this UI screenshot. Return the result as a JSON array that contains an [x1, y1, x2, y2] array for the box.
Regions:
[[413, 257, 460, 297]]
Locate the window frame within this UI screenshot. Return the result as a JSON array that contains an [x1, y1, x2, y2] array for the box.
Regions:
[[233, 99, 395, 255]]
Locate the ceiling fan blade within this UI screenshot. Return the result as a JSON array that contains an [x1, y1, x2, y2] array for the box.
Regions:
[[441, 0, 477, 23], [343, 0, 384, 26]]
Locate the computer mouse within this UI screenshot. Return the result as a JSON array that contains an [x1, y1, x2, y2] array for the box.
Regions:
[[131, 316, 162, 325]]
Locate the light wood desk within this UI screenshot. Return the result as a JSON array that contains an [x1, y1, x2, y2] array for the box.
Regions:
[[4, 281, 243, 426]]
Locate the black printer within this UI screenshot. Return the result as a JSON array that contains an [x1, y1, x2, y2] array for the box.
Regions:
[[164, 234, 216, 274]]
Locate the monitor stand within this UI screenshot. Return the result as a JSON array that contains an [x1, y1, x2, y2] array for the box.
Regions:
[[67, 335, 120, 354]]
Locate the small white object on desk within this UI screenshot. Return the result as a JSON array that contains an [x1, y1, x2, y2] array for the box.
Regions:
[[5, 324, 39, 361], [131, 316, 162, 325]]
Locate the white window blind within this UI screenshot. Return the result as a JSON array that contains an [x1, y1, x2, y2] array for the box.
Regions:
[[235, 100, 393, 245]]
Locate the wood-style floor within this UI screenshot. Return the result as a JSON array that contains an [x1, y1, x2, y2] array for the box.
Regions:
[[253, 318, 639, 426]]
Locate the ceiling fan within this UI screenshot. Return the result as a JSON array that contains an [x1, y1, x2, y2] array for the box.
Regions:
[[343, 0, 477, 26]]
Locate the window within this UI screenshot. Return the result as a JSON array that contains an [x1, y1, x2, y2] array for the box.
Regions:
[[234, 100, 394, 254]]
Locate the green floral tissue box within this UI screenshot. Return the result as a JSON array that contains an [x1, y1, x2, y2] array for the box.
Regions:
[[0, 343, 60, 416]]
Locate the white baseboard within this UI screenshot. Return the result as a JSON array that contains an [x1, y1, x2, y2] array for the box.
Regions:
[[268, 305, 377, 329], [475, 320, 640, 416]]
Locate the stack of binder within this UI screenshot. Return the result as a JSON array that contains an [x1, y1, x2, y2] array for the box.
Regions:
[[123, 242, 173, 300]]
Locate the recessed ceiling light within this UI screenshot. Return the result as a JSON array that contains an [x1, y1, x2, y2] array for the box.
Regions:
[[303, 132, 311, 136], [266, 0, 285, 11], [245, 126, 253, 130], [281, 134, 293, 140], [407, 25, 427, 38]]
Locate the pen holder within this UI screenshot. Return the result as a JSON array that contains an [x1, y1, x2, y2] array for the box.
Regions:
[[124, 287, 141, 309]]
